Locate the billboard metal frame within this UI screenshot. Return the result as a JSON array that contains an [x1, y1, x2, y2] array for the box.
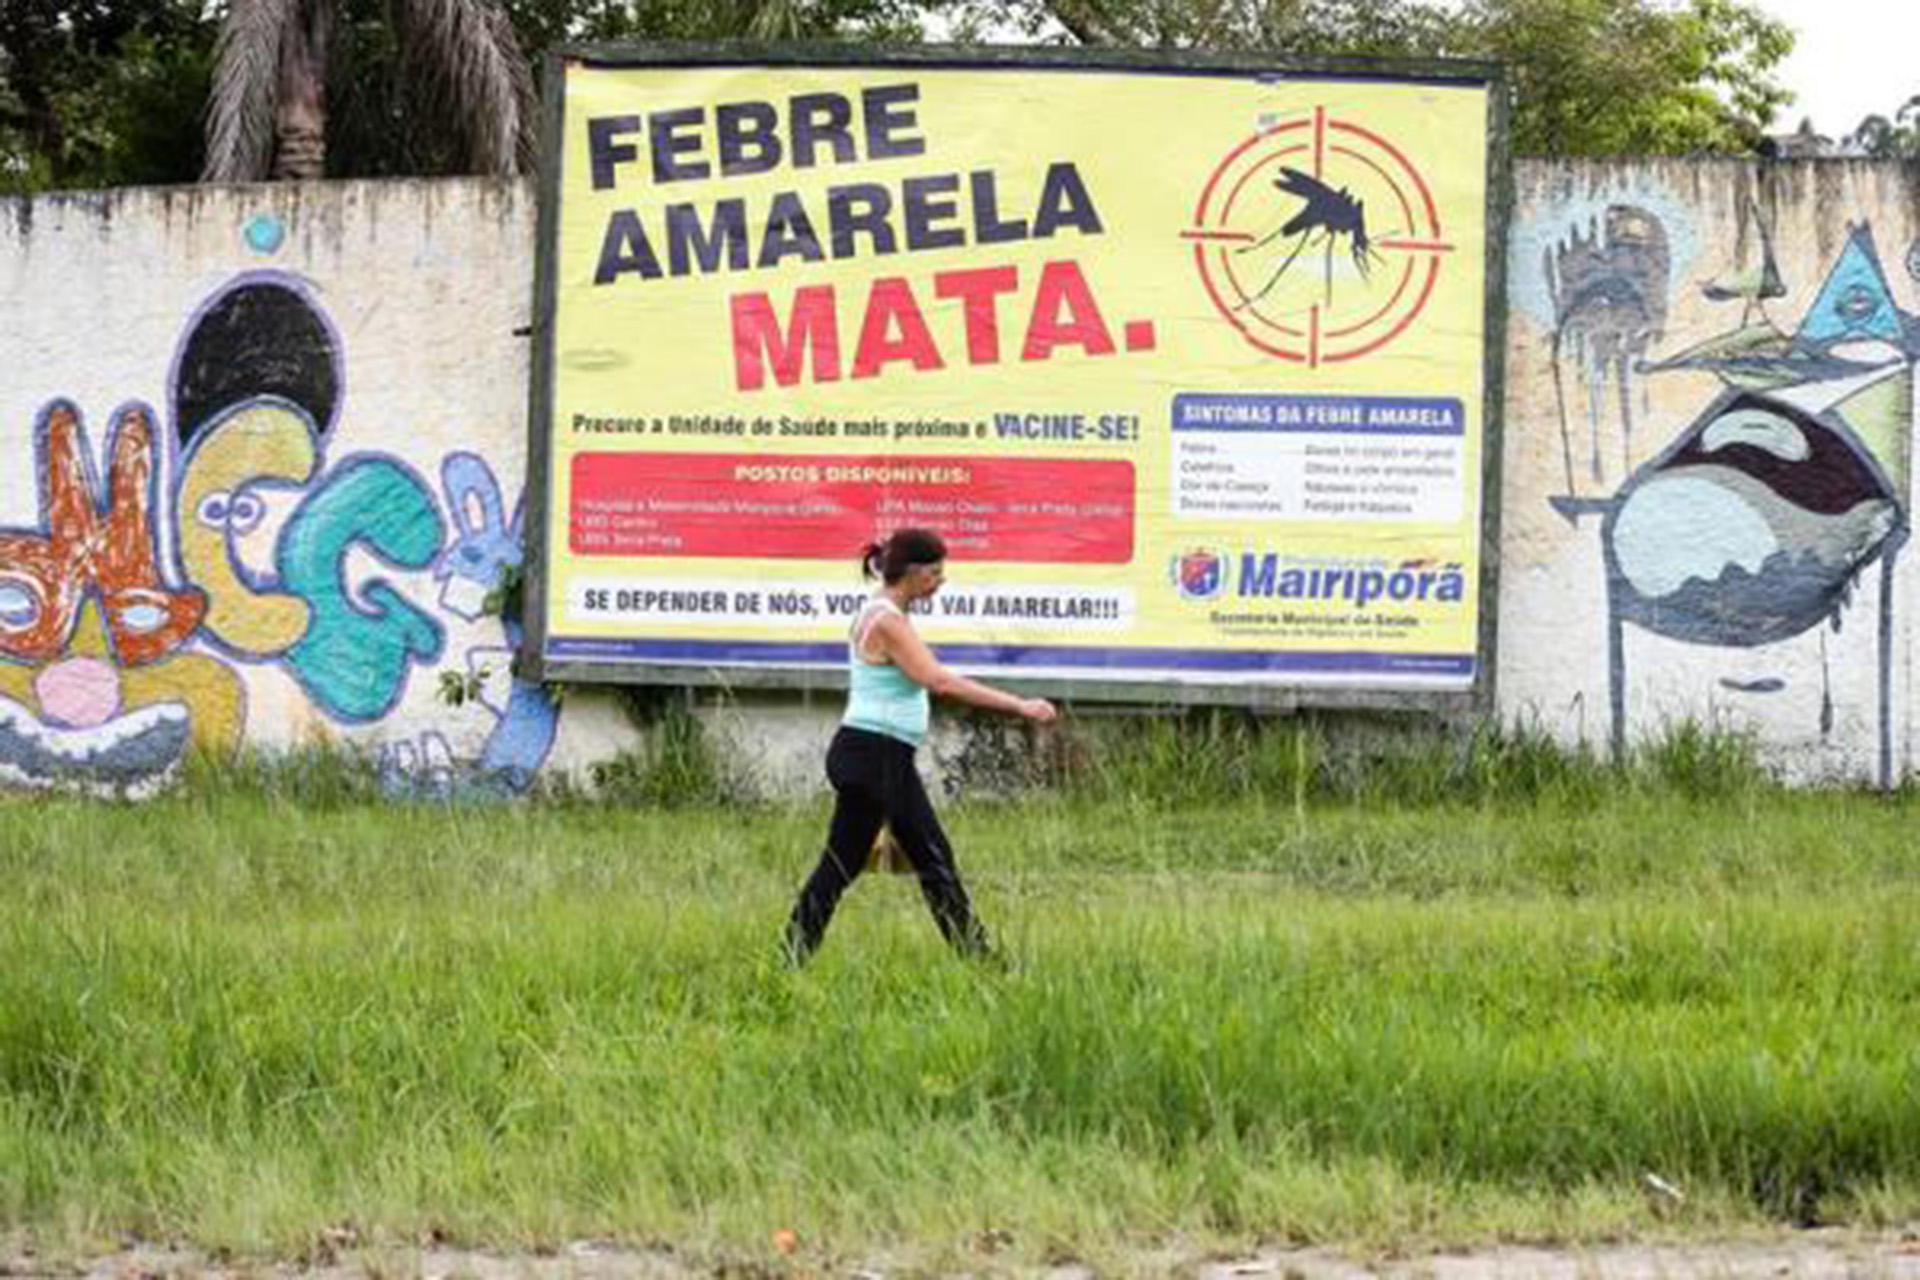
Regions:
[[521, 42, 1511, 716]]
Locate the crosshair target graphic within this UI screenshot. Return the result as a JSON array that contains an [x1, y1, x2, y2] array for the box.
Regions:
[[1183, 106, 1454, 365]]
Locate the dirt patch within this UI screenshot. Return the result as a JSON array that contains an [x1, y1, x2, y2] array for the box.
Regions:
[[9, 1233, 1920, 1279], [1193, 1234, 1920, 1278]]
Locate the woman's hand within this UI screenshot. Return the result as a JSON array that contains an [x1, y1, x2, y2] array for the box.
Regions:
[[1019, 698, 1058, 724]]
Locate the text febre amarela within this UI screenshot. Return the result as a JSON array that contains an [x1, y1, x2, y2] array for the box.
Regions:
[[582, 80, 1158, 391]]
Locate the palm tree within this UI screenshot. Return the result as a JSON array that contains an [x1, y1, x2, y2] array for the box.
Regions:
[[202, 0, 535, 181]]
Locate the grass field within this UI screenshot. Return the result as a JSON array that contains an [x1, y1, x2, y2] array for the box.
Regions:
[[1, 718, 1917, 1273]]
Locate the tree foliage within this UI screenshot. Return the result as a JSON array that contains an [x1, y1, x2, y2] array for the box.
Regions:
[[1, 0, 215, 192], [0, 0, 1795, 191], [204, 0, 938, 181], [1846, 95, 1920, 159], [505, 0, 938, 52], [202, 0, 538, 181], [962, 0, 1795, 155], [1464, 0, 1794, 154]]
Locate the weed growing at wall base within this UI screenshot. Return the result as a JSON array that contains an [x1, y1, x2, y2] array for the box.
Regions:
[[1028, 710, 1761, 811], [170, 708, 1768, 813], [586, 693, 740, 809], [178, 740, 388, 808]]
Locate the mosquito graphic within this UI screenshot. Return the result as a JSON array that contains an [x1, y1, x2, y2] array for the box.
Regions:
[[1234, 168, 1387, 309]]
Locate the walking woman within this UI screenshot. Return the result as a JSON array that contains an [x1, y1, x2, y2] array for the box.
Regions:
[[783, 528, 1057, 963]]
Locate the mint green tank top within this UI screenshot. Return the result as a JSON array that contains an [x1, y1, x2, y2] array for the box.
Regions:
[[842, 599, 930, 747]]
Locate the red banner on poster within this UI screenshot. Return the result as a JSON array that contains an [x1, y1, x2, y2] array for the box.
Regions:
[[570, 453, 1136, 562]]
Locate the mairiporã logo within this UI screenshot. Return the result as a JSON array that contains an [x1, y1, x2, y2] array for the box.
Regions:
[[1171, 549, 1228, 600]]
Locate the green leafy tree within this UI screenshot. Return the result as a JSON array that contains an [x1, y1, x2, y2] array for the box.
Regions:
[[965, 0, 1451, 53], [959, 0, 1793, 155], [1, 0, 215, 192], [1461, 0, 1794, 154], [1846, 94, 1920, 158], [4, 0, 1797, 189]]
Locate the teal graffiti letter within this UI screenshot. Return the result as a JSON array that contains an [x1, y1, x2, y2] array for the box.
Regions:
[[278, 456, 446, 721]]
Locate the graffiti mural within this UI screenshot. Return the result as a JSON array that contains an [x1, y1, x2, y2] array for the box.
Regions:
[[1698, 199, 1788, 327], [8, 167, 1914, 795], [1545, 205, 1671, 490], [277, 454, 446, 721], [376, 453, 561, 798], [1512, 178, 1702, 507], [432, 453, 561, 789], [1543, 218, 1916, 783], [0, 230, 566, 796], [0, 404, 244, 796], [168, 274, 449, 722], [176, 402, 318, 656], [0, 185, 612, 801]]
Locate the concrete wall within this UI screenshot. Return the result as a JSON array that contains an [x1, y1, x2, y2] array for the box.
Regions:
[[1500, 160, 1920, 784], [2, 159, 1917, 795]]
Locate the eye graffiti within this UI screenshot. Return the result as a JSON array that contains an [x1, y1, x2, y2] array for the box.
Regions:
[[1542, 218, 1916, 785], [174, 401, 319, 657]]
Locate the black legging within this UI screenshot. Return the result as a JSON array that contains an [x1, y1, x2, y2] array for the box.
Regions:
[[785, 726, 990, 960]]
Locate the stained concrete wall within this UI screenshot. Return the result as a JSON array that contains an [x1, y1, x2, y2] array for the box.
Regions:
[[1500, 159, 1920, 785], [2, 160, 1916, 795]]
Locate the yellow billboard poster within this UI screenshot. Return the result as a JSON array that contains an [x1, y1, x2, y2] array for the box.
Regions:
[[526, 48, 1503, 699]]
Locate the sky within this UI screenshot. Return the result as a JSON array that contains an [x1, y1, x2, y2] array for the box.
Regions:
[[1755, 0, 1915, 136]]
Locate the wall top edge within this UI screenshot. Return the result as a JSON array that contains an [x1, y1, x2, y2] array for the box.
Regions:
[[7, 156, 1918, 210], [0, 175, 531, 213]]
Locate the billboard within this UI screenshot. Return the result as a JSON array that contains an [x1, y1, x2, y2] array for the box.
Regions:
[[524, 46, 1506, 705]]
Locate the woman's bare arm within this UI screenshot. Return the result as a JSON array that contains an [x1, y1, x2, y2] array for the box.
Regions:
[[872, 612, 1056, 722]]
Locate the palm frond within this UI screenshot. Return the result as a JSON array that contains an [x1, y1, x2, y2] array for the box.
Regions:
[[748, 0, 803, 41], [203, 0, 300, 181], [394, 0, 536, 176]]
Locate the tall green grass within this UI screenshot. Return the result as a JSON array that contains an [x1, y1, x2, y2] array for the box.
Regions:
[[0, 716, 1914, 1269], [2, 880, 1916, 1264]]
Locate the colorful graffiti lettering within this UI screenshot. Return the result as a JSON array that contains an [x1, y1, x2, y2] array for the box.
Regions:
[[472, 615, 561, 789], [0, 403, 244, 796], [437, 453, 522, 618], [436, 453, 561, 785], [279, 455, 447, 722], [170, 274, 449, 724], [0, 262, 560, 797], [373, 453, 561, 797], [176, 402, 318, 656]]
